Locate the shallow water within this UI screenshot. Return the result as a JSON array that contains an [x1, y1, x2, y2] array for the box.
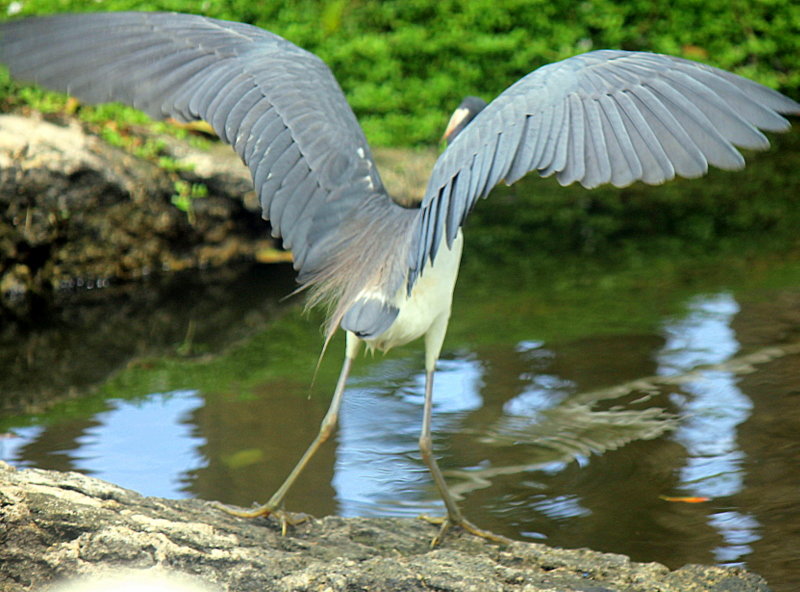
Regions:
[[1, 252, 799, 590]]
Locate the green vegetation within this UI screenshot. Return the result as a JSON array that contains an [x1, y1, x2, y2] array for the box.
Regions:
[[464, 132, 800, 266], [171, 179, 209, 222], [1, 0, 798, 146]]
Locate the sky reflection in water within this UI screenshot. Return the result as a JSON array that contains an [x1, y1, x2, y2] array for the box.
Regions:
[[657, 293, 757, 566], [1, 294, 755, 509]]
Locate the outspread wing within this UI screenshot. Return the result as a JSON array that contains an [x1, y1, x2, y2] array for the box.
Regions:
[[408, 50, 800, 287], [0, 11, 404, 287]]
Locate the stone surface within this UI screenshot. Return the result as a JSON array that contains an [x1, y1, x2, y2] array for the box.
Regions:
[[0, 114, 271, 315], [0, 462, 771, 592]]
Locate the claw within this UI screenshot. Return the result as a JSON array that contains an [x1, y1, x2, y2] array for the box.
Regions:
[[276, 509, 312, 535], [420, 514, 448, 546], [212, 501, 311, 535], [420, 514, 514, 546]]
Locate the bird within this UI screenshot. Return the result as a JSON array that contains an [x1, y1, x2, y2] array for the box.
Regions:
[[1, 11, 798, 545]]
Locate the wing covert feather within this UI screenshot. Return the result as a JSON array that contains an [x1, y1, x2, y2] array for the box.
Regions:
[[408, 50, 799, 287]]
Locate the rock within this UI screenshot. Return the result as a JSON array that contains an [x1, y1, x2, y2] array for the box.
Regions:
[[0, 114, 273, 315], [0, 462, 771, 592]]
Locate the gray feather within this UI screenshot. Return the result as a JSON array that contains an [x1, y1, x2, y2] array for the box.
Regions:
[[411, 49, 798, 288], [0, 11, 413, 329], [598, 93, 643, 185], [341, 298, 400, 339]]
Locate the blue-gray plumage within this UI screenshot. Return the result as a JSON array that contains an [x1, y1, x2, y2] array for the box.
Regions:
[[1, 11, 797, 545]]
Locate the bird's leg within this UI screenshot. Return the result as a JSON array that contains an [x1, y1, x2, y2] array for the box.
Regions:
[[217, 333, 362, 522], [418, 316, 513, 547]]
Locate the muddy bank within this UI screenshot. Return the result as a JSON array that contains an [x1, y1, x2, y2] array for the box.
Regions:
[[0, 461, 771, 592], [0, 114, 274, 316]]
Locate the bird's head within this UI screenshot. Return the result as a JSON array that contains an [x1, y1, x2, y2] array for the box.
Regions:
[[442, 96, 487, 144]]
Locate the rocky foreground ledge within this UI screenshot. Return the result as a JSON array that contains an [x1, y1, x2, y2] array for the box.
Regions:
[[0, 462, 770, 592]]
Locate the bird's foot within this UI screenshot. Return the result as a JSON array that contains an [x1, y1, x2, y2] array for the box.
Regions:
[[275, 509, 312, 535], [212, 500, 273, 519], [420, 514, 514, 547], [212, 501, 311, 535]]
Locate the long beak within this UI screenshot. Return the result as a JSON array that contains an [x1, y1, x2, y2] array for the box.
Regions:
[[442, 106, 471, 143]]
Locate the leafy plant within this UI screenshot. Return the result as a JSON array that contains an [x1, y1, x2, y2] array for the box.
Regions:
[[171, 179, 208, 223], [1, 0, 797, 147]]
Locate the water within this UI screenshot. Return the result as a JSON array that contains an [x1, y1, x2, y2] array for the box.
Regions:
[[1, 252, 799, 591]]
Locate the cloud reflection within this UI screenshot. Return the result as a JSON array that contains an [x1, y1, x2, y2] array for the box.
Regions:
[[333, 356, 483, 517], [74, 390, 206, 498], [657, 293, 759, 564]]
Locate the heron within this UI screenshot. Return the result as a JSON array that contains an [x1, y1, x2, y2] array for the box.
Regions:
[[1, 12, 798, 545]]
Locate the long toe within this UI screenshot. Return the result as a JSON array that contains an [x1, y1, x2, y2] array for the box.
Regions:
[[213, 501, 313, 537], [420, 514, 451, 547], [275, 509, 312, 536], [457, 517, 515, 545], [212, 500, 274, 519], [420, 514, 514, 546]]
